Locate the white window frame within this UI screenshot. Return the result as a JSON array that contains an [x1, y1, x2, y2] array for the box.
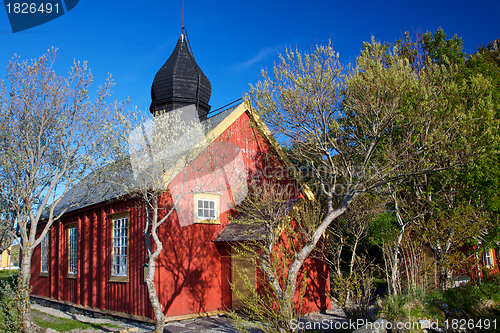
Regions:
[[484, 249, 492, 267], [68, 227, 78, 275], [197, 198, 217, 220], [112, 216, 129, 277], [193, 193, 220, 224], [40, 232, 49, 274]]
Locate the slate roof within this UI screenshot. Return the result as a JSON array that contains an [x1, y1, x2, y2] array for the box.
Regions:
[[214, 199, 299, 243], [150, 32, 211, 118], [51, 105, 240, 217], [214, 221, 265, 243]]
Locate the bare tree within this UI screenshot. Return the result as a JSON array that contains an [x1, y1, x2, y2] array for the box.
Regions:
[[407, 175, 490, 289], [246, 37, 494, 325], [326, 194, 382, 319], [0, 49, 127, 332], [0, 198, 15, 253], [228, 180, 323, 333], [375, 183, 423, 296], [114, 106, 242, 332]]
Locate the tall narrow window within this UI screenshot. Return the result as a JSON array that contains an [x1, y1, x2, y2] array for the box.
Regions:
[[68, 227, 78, 275], [484, 250, 492, 267], [112, 217, 128, 277], [40, 232, 49, 274]]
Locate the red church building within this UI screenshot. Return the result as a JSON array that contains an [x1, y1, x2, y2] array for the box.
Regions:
[[28, 32, 330, 322]]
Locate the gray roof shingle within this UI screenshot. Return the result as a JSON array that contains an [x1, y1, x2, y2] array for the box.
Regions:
[[50, 105, 240, 217]]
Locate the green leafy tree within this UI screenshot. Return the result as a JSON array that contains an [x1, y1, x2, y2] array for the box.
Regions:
[[422, 28, 467, 65], [246, 36, 492, 326], [380, 30, 500, 291]]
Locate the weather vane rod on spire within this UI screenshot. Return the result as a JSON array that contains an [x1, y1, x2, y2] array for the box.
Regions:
[[181, 0, 185, 29]]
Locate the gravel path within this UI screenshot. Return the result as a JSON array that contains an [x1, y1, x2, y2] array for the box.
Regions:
[[32, 302, 347, 333]]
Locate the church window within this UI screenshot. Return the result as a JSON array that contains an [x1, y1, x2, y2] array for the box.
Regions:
[[40, 232, 49, 275], [193, 193, 220, 224]]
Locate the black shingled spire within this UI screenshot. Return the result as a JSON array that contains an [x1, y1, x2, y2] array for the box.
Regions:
[[150, 32, 211, 119]]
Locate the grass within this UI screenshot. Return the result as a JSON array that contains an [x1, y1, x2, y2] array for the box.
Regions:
[[0, 269, 17, 280], [1, 270, 122, 332], [33, 309, 121, 332]]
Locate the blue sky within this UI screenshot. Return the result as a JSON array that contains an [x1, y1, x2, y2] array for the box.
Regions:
[[1, 0, 499, 112]]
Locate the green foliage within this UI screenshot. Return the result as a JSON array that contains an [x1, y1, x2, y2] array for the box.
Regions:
[[0, 269, 17, 280], [406, 29, 500, 221], [0, 295, 22, 332], [330, 265, 377, 320], [466, 47, 500, 119], [0, 271, 22, 332], [368, 212, 398, 247], [456, 47, 500, 244], [380, 288, 443, 325], [435, 276, 500, 322], [422, 28, 467, 65], [371, 29, 500, 292], [10, 244, 19, 263], [380, 278, 500, 332]]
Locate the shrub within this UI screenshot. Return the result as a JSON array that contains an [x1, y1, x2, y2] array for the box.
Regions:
[[0, 273, 22, 332]]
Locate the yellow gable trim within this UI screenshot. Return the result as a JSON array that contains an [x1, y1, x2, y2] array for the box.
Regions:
[[244, 104, 315, 202], [162, 103, 247, 186], [205, 102, 248, 143], [162, 101, 315, 202]]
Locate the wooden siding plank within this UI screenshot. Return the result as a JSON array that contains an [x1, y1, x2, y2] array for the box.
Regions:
[[92, 210, 98, 308], [77, 213, 81, 304], [100, 207, 106, 310]]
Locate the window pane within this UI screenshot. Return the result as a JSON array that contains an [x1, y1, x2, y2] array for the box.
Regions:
[[112, 217, 128, 276], [196, 198, 218, 221], [41, 233, 49, 273], [68, 227, 77, 274]]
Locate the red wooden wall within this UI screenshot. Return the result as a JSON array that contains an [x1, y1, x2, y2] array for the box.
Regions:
[[31, 199, 153, 318], [30, 110, 330, 319]]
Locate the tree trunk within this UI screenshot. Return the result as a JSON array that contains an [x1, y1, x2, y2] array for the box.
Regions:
[[390, 225, 405, 295], [279, 205, 348, 330], [434, 253, 447, 290], [349, 239, 359, 278], [18, 248, 42, 333], [281, 282, 297, 332], [145, 256, 166, 333]]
